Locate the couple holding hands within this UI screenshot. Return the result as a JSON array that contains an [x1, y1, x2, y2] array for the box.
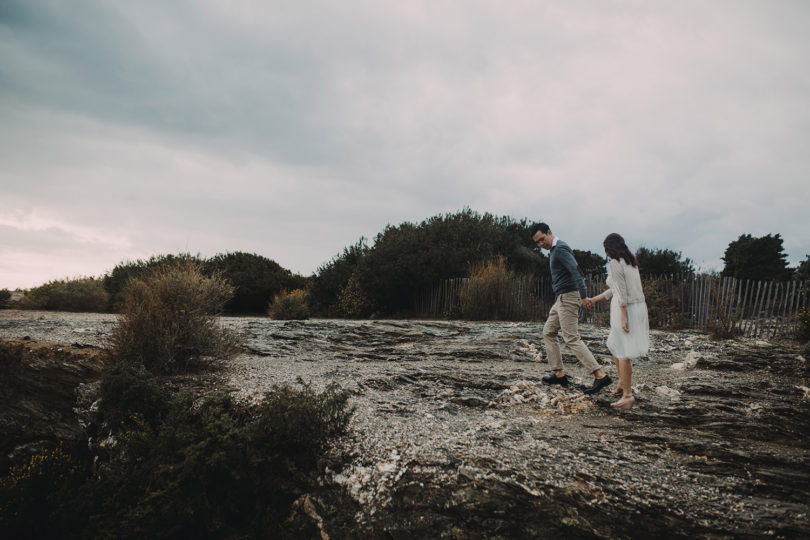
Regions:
[[531, 223, 649, 410]]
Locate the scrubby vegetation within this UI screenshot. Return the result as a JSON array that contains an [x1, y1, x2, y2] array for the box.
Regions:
[[0, 289, 10, 309], [20, 277, 109, 312], [0, 373, 353, 538], [268, 288, 311, 320], [643, 276, 690, 330], [108, 258, 242, 373], [1, 253, 353, 538], [207, 251, 307, 314], [458, 257, 536, 321]]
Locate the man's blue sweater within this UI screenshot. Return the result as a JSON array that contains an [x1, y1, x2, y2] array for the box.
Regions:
[[549, 240, 587, 299]]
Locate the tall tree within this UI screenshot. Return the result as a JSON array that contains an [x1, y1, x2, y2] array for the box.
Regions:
[[795, 255, 810, 281], [635, 247, 694, 276], [722, 234, 790, 281]]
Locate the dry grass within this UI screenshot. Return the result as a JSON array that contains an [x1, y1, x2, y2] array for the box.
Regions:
[[268, 288, 311, 320], [108, 259, 242, 373]]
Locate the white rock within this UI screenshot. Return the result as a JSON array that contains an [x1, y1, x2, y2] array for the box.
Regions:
[[655, 386, 681, 400], [672, 351, 701, 371], [797, 386, 810, 400]]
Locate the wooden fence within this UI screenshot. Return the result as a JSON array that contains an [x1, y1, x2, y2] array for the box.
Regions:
[[413, 275, 810, 340]]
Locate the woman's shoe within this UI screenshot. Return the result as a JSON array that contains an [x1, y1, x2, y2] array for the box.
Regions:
[[610, 395, 635, 410]]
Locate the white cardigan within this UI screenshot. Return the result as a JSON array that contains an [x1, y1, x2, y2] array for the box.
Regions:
[[603, 258, 646, 306]]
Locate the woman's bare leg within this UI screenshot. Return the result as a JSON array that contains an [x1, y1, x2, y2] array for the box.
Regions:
[[611, 358, 634, 409], [610, 356, 622, 396]]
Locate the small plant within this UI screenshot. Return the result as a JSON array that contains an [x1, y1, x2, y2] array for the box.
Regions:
[[0, 289, 10, 309], [336, 274, 373, 318], [108, 259, 242, 373], [797, 306, 810, 342], [268, 288, 311, 320]]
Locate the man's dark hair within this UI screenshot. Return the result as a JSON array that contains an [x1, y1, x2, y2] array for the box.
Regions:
[[529, 222, 550, 237]]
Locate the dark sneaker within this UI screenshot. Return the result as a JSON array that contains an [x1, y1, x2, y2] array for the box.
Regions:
[[542, 373, 570, 386], [584, 375, 612, 395]]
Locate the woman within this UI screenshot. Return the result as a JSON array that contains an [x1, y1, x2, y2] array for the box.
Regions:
[[587, 233, 649, 409]]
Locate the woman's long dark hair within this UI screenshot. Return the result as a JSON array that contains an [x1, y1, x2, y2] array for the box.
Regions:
[[603, 233, 638, 267]]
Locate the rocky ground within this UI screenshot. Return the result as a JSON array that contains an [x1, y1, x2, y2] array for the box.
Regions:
[[2, 310, 809, 538]]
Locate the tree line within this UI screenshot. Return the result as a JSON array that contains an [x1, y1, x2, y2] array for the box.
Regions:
[[2, 209, 808, 316]]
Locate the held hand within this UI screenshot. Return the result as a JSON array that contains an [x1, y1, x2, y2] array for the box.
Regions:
[[581, 298, 593, 309]]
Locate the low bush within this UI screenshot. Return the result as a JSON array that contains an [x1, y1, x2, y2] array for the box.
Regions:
[[0, 444, 85, 539], [1, 380, 354, 538], [268, 289, 311, 320], [19, 277, 109, 312], [108, 259, 242, 373], [0, 289, 10, 309], [98, 362, 170, 433]]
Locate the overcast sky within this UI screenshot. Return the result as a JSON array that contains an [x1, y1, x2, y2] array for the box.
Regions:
[[2, 1, 809, 290]]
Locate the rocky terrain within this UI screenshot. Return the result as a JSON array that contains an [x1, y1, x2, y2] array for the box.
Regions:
[[2, 310, 809, 538]]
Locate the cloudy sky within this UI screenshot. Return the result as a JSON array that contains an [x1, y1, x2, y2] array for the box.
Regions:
[[2, 1, 809, 290]]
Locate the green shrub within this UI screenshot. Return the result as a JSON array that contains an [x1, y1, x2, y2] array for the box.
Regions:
[[1, 381, 353, 539], [0, 289, 10, 309], [20, 277, 109, 312], [207, 252, 306, 314], [109, 259, 242, 373], [0, 444, 84, 539], [268, 288, 311, 320], [98, 362, 170, 433]]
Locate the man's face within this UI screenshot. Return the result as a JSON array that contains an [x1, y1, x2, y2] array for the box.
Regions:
[[533, 230, 553, 250]]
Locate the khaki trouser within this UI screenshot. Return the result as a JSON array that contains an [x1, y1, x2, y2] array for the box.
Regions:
[[543, 291, 600, 374]]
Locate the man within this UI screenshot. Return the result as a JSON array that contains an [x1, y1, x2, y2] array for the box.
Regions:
[[531, 222, 611, 394]]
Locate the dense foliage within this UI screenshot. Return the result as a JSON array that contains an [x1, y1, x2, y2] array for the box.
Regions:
[[109, 259, 242, 373], [103, 254, 196, 310], [722, 233, 791, 281], [19, 277, 109, 312], [207, 251, 306, 314], [1, 373, 353, 538], [636, 247, 694, 276], [308, 239, 369, 316], [349, 209, 547, 315], [573, 249, 607, 276]]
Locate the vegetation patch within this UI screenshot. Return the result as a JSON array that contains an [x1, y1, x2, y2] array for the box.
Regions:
[[108, 259, 242, 373], [268, 288, 311, 320]]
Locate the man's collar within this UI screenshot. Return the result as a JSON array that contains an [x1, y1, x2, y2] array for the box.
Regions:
[[551, 237, 559, 248]]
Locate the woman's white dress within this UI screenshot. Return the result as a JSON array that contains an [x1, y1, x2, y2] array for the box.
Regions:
[[605, 262, 650, 359]]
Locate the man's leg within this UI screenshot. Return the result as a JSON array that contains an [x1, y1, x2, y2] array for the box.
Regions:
[[557, 292, 600, 374], [543, 300, 563, 373]]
